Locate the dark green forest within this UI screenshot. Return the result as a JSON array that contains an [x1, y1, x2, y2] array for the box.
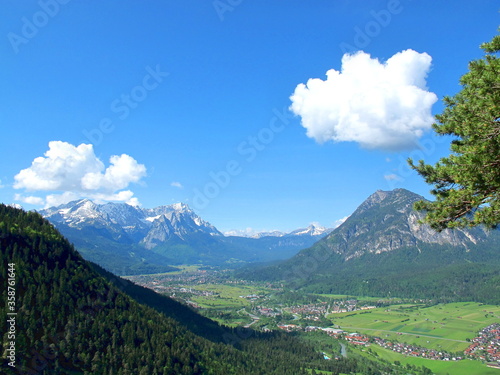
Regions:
[[0, 205, 430, 374], [241, 240, 500, 304]]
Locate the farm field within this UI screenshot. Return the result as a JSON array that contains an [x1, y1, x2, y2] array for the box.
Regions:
[[189, 283, 269, 309], [328, 302, 500, 352], [353, 345, 499, 375]]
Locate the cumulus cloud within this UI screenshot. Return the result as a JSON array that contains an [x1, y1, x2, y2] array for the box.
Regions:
[[290, 50, 438, 151], [14, 194, 45, 206], [170, 181, 184, 189], [332, 216, 349, 229], [13, 141, 146, 207], [384, 173, 402, 181]]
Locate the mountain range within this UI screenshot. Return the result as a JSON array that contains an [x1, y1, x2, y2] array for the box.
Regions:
[[38, 188, 500, 303], [240, 188, 500, 303], [39, 199, 331, 275]]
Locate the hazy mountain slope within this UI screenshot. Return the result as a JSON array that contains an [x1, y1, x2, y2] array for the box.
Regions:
[[225, 224, 332, 262]]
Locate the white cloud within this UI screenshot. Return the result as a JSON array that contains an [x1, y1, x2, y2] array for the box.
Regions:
[[14, 194, 45, 206], [384, 173, 402, 181], [13, 141, 146, 207], [14, 142, 104, 191], [332, 216, 349, 229], [44, 191, 83, 208], [290, 50, 438, 151], [223, 227, 258, 237], [170, 181, 183, 189], [81, 154, 146, 192]]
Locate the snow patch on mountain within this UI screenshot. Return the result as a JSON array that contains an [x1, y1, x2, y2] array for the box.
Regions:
[[38, 199, 222, 250], [145, 215, 162, 222]]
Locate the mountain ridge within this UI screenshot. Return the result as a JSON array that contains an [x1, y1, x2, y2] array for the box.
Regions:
[[318, 188, 488, 260], [39, 199, 332, 273]]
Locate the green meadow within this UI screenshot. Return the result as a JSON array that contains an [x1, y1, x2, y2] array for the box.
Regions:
[[353, 345, 499, 375], [190, 283, 267, 309], [328, 302, 500, 352]]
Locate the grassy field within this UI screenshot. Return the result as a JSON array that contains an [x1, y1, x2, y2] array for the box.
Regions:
[[328, 302, 500, 352], [353, 344, 499, 375], [155, 264, 202, 275], [190, 283, 268, 309]]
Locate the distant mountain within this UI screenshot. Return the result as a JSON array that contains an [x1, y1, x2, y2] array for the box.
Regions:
[[224, 224, 333, 262], [241, 189, 500, 303], [288, 224, 332, 237], [39, 200, 332, 274], [225, 225, 332, 239], [40, 200, 222, 245], [317, 188, 489, 261], [39, 199, 226, 272]]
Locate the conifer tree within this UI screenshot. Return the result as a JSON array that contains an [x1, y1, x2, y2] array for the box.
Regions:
[[409, 29, 500, 230]]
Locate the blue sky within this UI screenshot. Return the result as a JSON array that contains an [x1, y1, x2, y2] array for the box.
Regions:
[[1, 0, 498, 233]]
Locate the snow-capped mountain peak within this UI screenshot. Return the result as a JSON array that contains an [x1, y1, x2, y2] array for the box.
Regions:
[[38, 200, 222, 250], [288, 224, 330, 237]]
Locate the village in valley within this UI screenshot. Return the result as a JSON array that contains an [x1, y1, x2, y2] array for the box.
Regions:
[[126, 267, 500, 371]]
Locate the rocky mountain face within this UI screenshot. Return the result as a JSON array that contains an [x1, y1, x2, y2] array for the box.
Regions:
[[326, 188, 488, 261], [39, 200, 332, 273], [39, 200, 224, 273], [40, 200, 222, 246]]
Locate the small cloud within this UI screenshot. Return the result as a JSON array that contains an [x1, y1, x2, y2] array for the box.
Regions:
[[13, 141, 146, 207], [170, 181, 184, 189], [224, 227, 257, 237], [332, 216, 349, 229], [0, 179, 4, 188], [44, 192, 84, 208], [14, 194, 45, 206], [290, 49, 438, 151], [384, 174, 402, 181]]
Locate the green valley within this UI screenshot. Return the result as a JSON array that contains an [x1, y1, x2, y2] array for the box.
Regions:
[[127, 267, 500, 374]]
